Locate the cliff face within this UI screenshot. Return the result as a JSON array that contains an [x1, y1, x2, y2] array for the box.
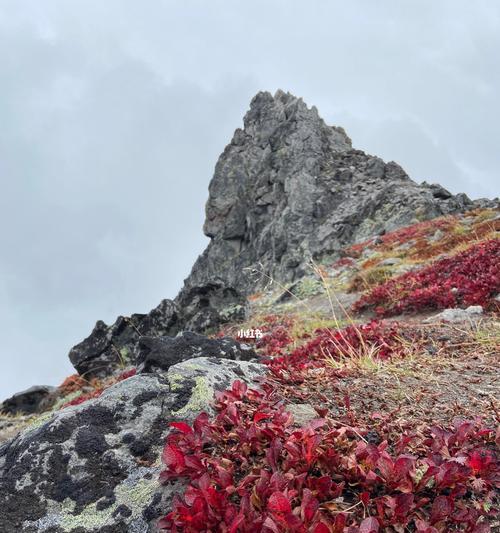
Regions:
[[175, 90, 477, 329], [68, 90, 490, 374]]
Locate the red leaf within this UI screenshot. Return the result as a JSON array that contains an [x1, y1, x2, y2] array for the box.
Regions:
[[313, 523, 330, 533], [394, 493, 414, 517], [162, 444, 185, 470], [254, 411, 270, 423], [232, 380, 247, 399], [415, 519, 439, 533], [430, 495, 453, 523], [267, 491, 292, 514], [333, 513, 347, 532], [301, 489, 319, 522], [468, 449, 494, 473], [193, 412, 209, 433], [263, 516, 280, 533], [170, 421, 193, 434], [360, 491, 370, 505], [377, 454, 394, 479], [359, 516, 380, 533], [393, 455, 415, 478]]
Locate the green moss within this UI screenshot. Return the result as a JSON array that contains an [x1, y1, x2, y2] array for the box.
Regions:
[[119, 347, 131, 364]]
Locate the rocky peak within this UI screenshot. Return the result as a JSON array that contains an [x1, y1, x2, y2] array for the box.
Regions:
[[176, 90, 478, 325], [203, 90, 352, 241]]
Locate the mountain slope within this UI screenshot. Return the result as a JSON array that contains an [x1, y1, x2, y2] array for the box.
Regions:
[[0, 91, 498, 533], [66, 91, 495, 376]]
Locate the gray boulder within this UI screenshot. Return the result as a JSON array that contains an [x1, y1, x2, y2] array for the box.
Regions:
[[69, 299, 179, 377], [137, 331, 256, 373], [0, 385, 55, 415], [175, 282, 247, 333], [424, 305, 484, 323], [0, 358, 265, 533]]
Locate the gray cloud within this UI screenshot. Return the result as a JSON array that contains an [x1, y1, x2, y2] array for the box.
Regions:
[[1, 1, 499, 397]]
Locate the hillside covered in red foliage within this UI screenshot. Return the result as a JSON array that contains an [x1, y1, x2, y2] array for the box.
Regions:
[[157, 209, 499, 532]]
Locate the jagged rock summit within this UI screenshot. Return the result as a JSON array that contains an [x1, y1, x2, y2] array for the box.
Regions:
[[176, 90, 481, 325], [68, 90, 487, 376]]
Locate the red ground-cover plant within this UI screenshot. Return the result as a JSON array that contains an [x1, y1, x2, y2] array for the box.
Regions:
[[346, 217, 456, 257], [255, 315, 295, 356], [61, 368, 137, 408], [378, 218, 455, 248], [257, 323, 294, 356], [264, 321, 406, 383], [159, 381, 498, 532], [353, 240, 500, 317]]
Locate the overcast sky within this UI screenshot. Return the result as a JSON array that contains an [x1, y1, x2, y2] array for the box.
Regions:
[[1, 1, 499, 399]]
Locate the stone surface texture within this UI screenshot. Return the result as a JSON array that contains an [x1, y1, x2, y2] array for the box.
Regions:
[[424, 305, 484, 323], [176, 90, 490, 321]]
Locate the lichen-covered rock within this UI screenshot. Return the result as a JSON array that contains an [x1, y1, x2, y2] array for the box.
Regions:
[[137, 331, 256, 374], [0, 385, 56, 415], [68, 299, 179, 377], [0, 358, 265, 533]]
